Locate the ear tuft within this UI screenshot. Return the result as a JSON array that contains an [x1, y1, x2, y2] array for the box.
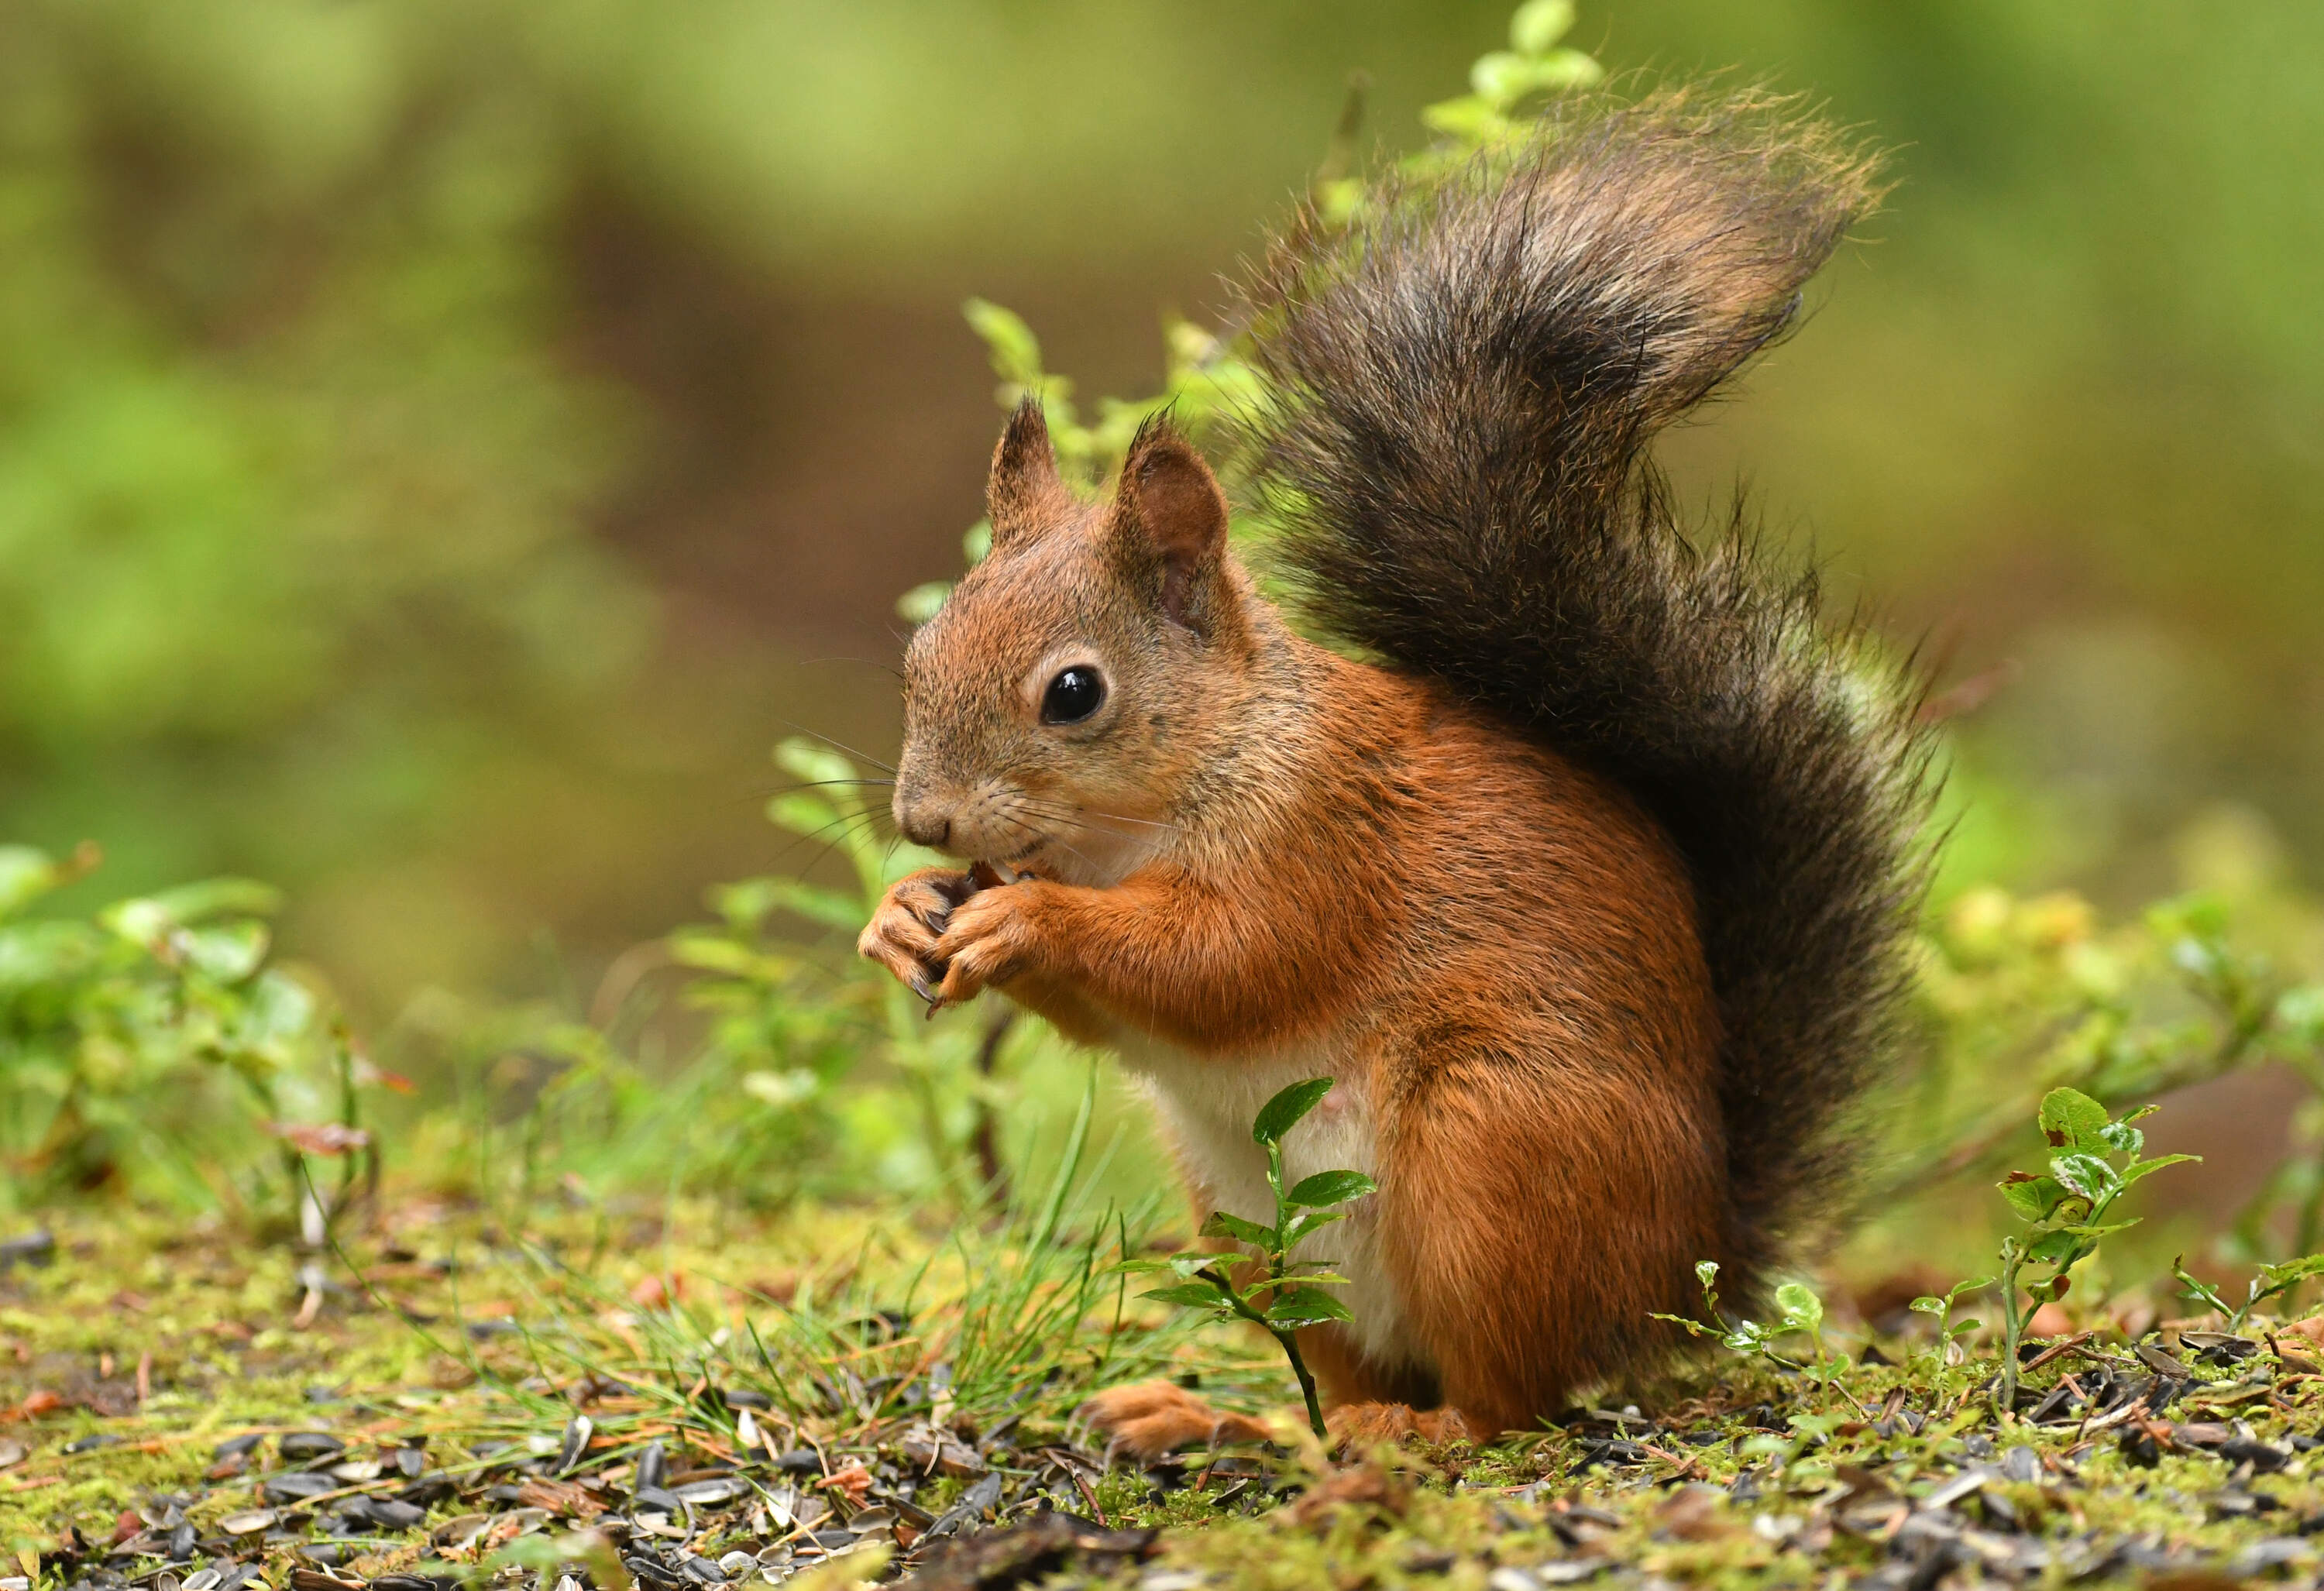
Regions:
[[987, 399, 1067, 547], [1114, 419, 1230, 629]]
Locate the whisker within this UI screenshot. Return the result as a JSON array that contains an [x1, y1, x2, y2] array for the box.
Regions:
[[795, 656, 909, 685], [727, 776, 895, 814], [768, 718, 899, 775], [761, 806, 894, 879], [995, 811, 1102, 874], [1032, 802, 1184, 836]]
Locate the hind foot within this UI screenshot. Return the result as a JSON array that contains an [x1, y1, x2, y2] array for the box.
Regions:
[[1075, 1381, 1274, 1463], [1326, 1401, 1475, 1451]]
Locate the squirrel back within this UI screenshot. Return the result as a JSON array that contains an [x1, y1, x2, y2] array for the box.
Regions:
[[1236, 89, 1937, 1297]]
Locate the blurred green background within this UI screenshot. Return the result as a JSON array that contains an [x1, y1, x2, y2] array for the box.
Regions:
[[3, 0, 2319, 1031]]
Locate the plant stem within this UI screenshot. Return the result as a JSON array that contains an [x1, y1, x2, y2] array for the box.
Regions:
[[1996, 1239, 2027, 1412], [1204, 1262, 1330, 1440], [1275, 1328, 1327, 1438]]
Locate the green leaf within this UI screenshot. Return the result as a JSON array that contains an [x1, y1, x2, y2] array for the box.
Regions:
[[1909, 1296, 1945, 1315], [1282, 1209, 1346, 1248], [741, 1069, 818, 1108], [1774, 1282, 1824, 1333], [2038, 1087, 2111, 1150], [1649, 1311, 1718, 1340], [1418, 94, 1509, 143], [896, 582, 951, 624], [2117, 1153, 2201, 1187], [2258, 1254, 2324, 1289], [1141, 1282, 1232, 1312], [768, 881, 866, 934], [773, 737, 859, 791], [2174, 1255, 2229, 1315], [1509, 0, 1576, 53], [180, 921, 268, 983], [2051, 1218, 2138, 1239], [1286, 1169, 1376, 1208], [2026, 1228, 2088, 1266], [143, 877, 282, 923], [766, 792, 839, 840], [1199, 1211, 1277, 1251], [963, 298, 1045, 387], [2050, 1152, 2121, 1202], [1263, 1287, 1353, 1329], [1467, 47, 1600, 108], [2277, 985, 2324, 1044], [1998, 1172, 2065, 1221], [1252, 1078, 1333, 1146], [0, 847, 60, 918]]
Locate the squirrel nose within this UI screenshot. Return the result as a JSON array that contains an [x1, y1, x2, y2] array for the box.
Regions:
[[896, 799, 951, 850]]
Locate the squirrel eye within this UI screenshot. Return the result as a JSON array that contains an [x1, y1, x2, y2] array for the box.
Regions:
[[1040, 665, 1107, 725]]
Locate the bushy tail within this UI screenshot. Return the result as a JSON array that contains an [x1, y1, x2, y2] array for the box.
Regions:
[[1237, 89, 1936, 1291]]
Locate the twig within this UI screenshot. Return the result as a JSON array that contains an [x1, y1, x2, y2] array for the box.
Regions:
[[2018, 1332, 2095, 1377], [2078, 1391, 2153, 1435], [1065, 1462, 1110, 1526]]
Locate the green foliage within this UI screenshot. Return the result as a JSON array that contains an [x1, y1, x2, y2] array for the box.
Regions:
[[1119, 1077, 1377, 1438], [1990, 1087, 2197, 1407], [1418, 0, 1604, 153], [655, 735, 1031, 1201], [1653, 1262, 1848, 1403], [1896, 876, 2324, 1255], [2174, 1251, 2324, 1334], [1906, 1274, 1994, 1376], [0, 840, 352, 1214]]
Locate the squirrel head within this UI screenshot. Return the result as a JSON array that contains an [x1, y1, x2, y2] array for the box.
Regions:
[[893, 402, 1262, 885]]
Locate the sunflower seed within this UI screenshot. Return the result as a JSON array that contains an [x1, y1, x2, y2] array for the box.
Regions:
[[280, 1433, 346, 1462], [218, 1513, 277, 1537], [555, 1417, 593, 1476], [261, 1472, 338, 1504], [673, 1479, 742, 1505]]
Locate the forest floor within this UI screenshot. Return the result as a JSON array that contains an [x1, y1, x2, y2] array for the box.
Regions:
[[6, 1201, 2324, 1591]]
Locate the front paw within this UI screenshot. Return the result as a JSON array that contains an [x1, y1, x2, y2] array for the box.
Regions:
[[857, 868, 976, 1005], [1076, 1381, 1273, 1463], [930, 882, 1048, 1007]]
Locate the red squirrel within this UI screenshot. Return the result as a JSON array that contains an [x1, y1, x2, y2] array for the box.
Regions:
[[858, 91, 1932, 1454]]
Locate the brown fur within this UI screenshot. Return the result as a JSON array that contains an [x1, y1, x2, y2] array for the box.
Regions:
[[859, 91, 1931, 1457], [861, 417, 1724, 1449]]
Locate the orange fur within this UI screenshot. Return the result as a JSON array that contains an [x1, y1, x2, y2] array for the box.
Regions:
[[858, 414, 1724, 1449], [859, 95, 1930, 1458]]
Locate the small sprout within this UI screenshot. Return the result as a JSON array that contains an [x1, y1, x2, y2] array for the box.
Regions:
[[2176, 1251, 2324, 1332], [1991, 1088, 2199, 1409], [1652, 1263, 1847, 1403], [1117, 1077, 1374, 1438]]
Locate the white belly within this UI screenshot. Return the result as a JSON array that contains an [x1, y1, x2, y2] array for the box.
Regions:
[[1114, 1033, 1425, 1377]]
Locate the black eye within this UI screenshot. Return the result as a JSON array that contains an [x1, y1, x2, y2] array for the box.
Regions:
[[1040, 665, 1107, 725]]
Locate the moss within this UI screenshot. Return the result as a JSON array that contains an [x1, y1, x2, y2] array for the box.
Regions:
[[5, 1204, 2320, 1589]]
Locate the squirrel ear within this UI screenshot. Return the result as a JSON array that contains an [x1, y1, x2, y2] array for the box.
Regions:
[[986, 399, 1067, 548], [1112, 421, 1231, 631]]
